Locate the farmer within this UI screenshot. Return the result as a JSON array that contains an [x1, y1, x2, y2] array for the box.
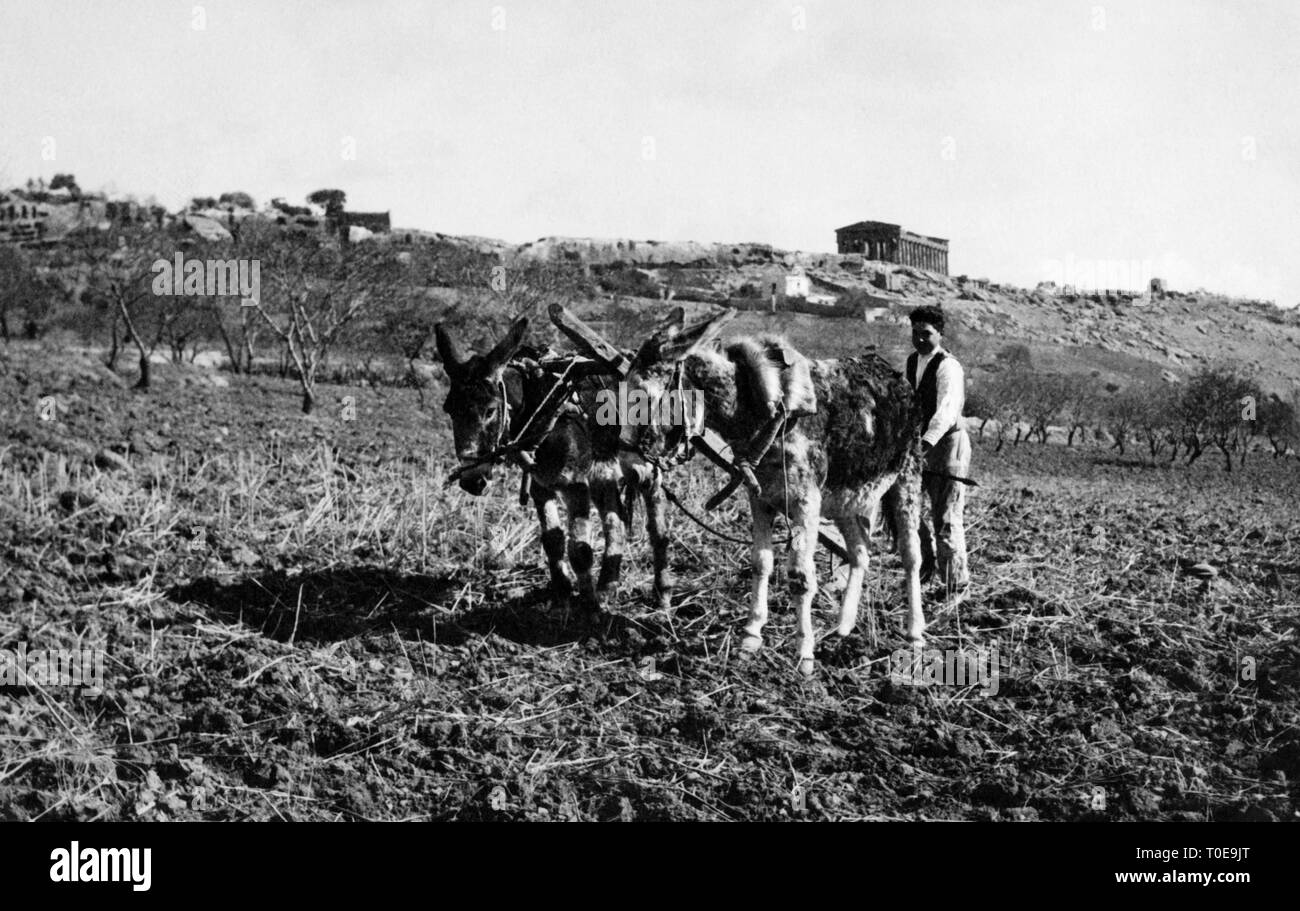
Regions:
[[906, 305, 970, 596]]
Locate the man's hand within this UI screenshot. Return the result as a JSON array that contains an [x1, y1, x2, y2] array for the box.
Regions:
[[921, 440, 933, 455]]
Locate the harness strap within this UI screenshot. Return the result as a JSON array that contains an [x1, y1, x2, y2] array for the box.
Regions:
[[659, 481, 852, 564], [445, 357, 584, 487]]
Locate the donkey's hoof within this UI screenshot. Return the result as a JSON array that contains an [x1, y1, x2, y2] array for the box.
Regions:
[[796, 657, 816, 677], [740, 634, 763, 654]]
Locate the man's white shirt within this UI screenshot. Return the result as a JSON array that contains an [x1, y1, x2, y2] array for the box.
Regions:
[[911, 346, 965, 447]]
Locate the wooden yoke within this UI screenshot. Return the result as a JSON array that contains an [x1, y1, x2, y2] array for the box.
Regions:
[[549, 303, 764, 503], [545, 305, 851, 564], [548, 304, 631, 379]]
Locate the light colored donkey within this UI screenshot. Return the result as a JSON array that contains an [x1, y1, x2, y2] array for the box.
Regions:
[[623, 309, 925, 675]]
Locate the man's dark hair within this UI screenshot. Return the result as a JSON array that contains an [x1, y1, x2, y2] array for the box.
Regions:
[[909, 305, 945, 334]]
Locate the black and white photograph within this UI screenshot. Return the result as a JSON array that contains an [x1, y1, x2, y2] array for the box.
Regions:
[[0, 0, 1295, 860]]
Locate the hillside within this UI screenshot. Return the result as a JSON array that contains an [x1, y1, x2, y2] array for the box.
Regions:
[[494, 235, 1300, 396]]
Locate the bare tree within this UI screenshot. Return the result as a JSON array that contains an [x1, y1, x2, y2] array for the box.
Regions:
[[72, 229, 180, 389], [964, 386, 995, 440], [1258, 390, 1299, 457], [0, 245, 55, 342], [1103, 387, 1145, 457], [1134, 383, 1178, 464], [983, 367, 1032, 451], [251, 236, 403, 413], [1062, 374, 1101, 446], [1179, 365, 1261, 472], [1022, 372, 1073, 444]]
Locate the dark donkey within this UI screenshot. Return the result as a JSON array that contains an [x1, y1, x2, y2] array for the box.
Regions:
[[434, 317, 674, 611], [621, 309, 925, 675]]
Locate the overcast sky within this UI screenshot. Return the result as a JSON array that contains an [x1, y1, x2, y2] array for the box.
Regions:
[[2, 0, 1296, 303]]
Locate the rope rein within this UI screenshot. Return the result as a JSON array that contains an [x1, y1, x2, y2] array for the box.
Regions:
[[658, 481, 757, 548], [445, 357, 583, 486]]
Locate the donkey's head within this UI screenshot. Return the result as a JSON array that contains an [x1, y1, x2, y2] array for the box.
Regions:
[[622, 307, 734, 460], [435, 317, 530, 495]]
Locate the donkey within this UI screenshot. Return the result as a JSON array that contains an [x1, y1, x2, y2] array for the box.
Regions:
[[434, 317, 674, 612], [622, 310, 925, 675]]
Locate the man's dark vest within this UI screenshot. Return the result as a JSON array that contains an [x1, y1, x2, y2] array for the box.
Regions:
[[907, 350, 948, 431]]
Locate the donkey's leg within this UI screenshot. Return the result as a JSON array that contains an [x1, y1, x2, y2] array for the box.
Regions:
[[532, 485, 571, 607], [561, 484, 598, 607], [592, 477, 626, 601], [890, 471, 925, 644], [641, 479, 674, 611], [834, 513, 870, 637], [787, 488, 822, 676], [740, 495, 775, 654]]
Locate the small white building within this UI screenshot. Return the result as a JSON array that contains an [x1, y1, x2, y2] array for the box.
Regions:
[[753, 266, 813, 303], [784, 270, 811, 298]]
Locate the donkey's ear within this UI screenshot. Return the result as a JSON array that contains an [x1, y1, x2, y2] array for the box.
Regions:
[[486, 316, 529, 369], [661, 308, 735, 361], [434, 323, 468, 374], [633, 307, 688, 368], [652, 306, 687, 338]]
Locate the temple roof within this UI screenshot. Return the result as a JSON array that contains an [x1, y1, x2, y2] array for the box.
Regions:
[[835, 220, 901, 234]]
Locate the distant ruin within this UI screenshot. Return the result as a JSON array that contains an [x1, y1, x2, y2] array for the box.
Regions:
[[0, 181, 394, 251], [835, 220, 949, 275], [0, 188, 168, 247], [342, 211, 391, 234], [0, 197, 52, 244]]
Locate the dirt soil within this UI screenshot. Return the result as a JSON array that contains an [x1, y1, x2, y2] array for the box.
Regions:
[[1, 343, 1297, 820]]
